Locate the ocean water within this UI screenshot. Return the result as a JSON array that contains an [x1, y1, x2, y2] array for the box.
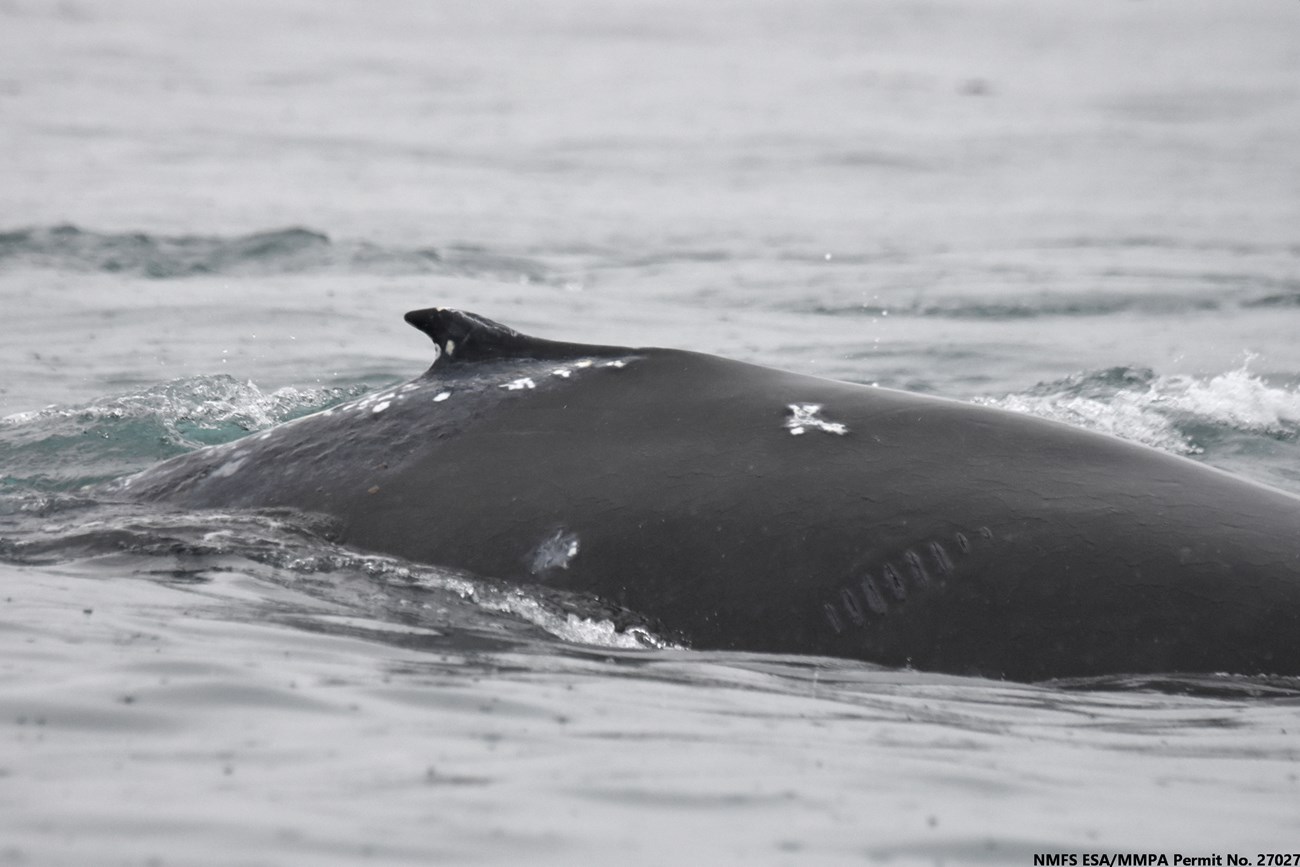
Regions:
[[3, 1, 1300, 864]]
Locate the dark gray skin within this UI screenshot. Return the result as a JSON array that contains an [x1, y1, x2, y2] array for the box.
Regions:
[[116, 308, 1300, 681]]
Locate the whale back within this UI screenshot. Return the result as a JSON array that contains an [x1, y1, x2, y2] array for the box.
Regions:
[[115, 308, 1300, 680]]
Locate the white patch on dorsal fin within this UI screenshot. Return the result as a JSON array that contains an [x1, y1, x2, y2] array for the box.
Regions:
[[403, 307, 634, 368]]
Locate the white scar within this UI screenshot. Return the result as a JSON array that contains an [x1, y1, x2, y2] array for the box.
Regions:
[[785, 403, 848, 436]]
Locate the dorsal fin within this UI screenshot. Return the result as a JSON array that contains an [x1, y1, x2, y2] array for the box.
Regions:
[[404, 307, 628, 366]]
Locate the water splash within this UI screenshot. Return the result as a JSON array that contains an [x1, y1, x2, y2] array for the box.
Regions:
[[1, 375, 370, 491], [1151, 362, 1300, 435], [977, 361, 1300, 456]]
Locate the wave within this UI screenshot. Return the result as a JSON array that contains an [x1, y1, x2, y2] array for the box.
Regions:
[[0, 224, 550, 281], [799, 235, 1300, 320], [808, 291, 1233, 320], [0, 374, 369, 491], [975, 362, 1300, 457]]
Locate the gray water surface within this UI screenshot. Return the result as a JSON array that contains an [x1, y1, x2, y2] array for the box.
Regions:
[[3, 1, 1300, 864]]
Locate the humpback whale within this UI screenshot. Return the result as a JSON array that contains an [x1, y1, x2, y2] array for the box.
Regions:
[[116, 308, 1300, 681]]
